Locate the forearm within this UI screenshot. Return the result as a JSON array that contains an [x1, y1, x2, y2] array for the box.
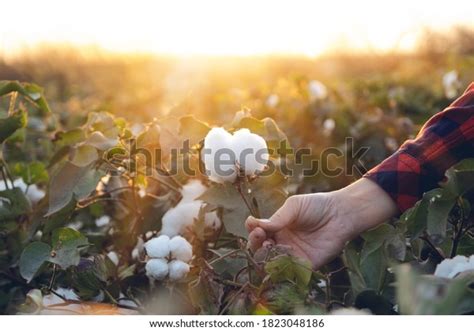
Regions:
[[332, 178, 398, 235]]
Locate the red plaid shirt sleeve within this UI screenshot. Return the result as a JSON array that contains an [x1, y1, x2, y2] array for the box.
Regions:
[[364, 82, 474, 213]]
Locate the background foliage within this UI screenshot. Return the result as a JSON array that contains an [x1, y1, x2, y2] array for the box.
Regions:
[[0, 37, 473, 314]]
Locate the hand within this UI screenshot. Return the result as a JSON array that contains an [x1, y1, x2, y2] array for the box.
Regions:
[[245, 178, 398, 269]]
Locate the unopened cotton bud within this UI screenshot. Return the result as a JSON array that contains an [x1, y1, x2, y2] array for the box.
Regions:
[[145, 235, 171, 258], [169, 235, 193, 262], [168, 260, 190, 281], [145, 258, 169, 280]]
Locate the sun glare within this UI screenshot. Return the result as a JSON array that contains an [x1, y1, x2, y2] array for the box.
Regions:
[[1, 0, 473, 57]]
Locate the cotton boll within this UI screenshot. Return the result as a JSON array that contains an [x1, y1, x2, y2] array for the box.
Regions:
[[169, 235, 193, 262], [161, 195, 222, 237], [266, 94, 279, 108], [168, 260, 190, 281], [434, 255, 474, 279], [180, 180, 207, 203], [26, 184, 45, 204], [0, 178, 45, 204], [203, 127, 237, 183], [160, 206, 184, 237], [308, 80, 328, 100], [145, 235, 171, 258], [442, 70, 460, 99], [232, 129, 269, 176], [95, 215, 111, 227], [145, 258, 169, 280], [12, 178, 28, 192], [161, 201, 200, 237], [322, 118, 336, 136]]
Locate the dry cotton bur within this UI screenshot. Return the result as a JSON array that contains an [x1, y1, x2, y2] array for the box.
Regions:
[[1, 80, 474, 315]]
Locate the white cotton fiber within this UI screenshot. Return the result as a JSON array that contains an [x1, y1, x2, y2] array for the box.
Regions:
[[169, 235, 193, 262], [168, 260, 190, 281], [145, 258, 169, 280], [145, 235, 171, 258]]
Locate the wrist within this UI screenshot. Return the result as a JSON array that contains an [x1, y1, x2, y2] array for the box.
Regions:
[[332, 178, 398, 235]]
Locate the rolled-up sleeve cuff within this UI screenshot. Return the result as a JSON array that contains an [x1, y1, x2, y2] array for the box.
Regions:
[[363, 150, 422, 213]]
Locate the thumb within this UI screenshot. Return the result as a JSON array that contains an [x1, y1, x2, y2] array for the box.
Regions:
[[245, 196, 298, 233]]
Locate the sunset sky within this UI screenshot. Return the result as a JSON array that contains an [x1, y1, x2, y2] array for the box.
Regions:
[[1, 0, 473, 57]]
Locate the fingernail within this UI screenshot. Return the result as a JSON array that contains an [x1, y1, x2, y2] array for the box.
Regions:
[[259, 219, 271, 223]]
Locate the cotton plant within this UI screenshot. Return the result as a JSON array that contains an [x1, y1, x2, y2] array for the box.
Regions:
[[144, 235, 192, 282], [201, 127, 272, 221]]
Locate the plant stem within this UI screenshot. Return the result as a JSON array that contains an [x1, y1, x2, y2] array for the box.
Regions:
[[219, 282, 249, 315], [48, 264, 57, 291], [8, 92, 17, 115], [209, 249, 241, 265], [145, 172, 181, 193], [420, 234, 445, 260], [450, 198, 468, 258], [235, 181, 257, 217]]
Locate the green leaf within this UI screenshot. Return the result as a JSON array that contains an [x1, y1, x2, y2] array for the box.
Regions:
[[47, 162, 89, 215], [73, 168, 104, 200], [263, 283, 306, 314], [85, 112, 116, 134], [401, 188, 455, 241], [401, 197, 429, 238], [70, 144, 99, 167], [19, 241, 51, 282], [386, 233, 407, 262], [0, 187, 32, 223], [136, 124, 160, 149], [54, 129, 86, 148], [426, 189, 456, 241], [252, 174, 287, 219], [199, 182, 249, 237], [443, 158, 474, 196], [49, 227, 88, 269], [71, 256, 109, 300], [178, 115, 210, 146], [85, 131, 118, 150], [0, 109, 27, 143], [12, 161, 49, 185], [264, 255, 313, 290], [0, 81, 51, 114], [189, 270, 224, 314], [359, 247, 387, 293]]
